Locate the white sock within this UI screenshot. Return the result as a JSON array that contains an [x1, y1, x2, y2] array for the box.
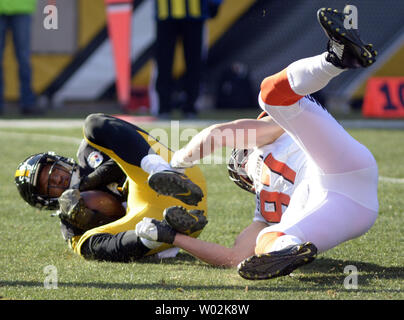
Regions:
[[269, 235, 303, 252], [287, 52, 345, 96], [140, 154, 171, 175]]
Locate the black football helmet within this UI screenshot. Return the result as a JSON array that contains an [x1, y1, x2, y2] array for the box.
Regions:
[[227, 148, 255, 194], [15, 152, 79, 210]]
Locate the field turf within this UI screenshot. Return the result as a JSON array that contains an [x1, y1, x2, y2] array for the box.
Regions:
[[0, 124, 403, 301]]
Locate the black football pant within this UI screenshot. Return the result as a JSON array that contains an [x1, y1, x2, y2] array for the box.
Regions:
[[83, 113, 157, 167]]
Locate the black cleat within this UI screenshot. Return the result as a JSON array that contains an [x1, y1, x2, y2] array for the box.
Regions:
[[237, 242, 317, 280], [163, 206, 207, 235], [148, 170, 204, 206], [317, 7, 378, 69]]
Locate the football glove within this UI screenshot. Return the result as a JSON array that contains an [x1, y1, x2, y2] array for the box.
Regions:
[[170, 148, 194, 169], [135, 217, 177, 244], [55, 189, 115, 231]]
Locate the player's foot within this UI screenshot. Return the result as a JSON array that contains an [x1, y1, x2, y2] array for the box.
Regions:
[[148, 170, 204, 206], [237, 242, 318, 280], [317, 7, 377, 69], [163, 206, 207, 235]]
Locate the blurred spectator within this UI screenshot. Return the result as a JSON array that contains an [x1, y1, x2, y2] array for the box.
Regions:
[[216, 62, 255, 109], [0, 0, 38, 115], [152, 0, 222, 119]]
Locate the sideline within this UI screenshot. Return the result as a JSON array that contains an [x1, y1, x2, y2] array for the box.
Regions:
[[1, 118, 404, 129]]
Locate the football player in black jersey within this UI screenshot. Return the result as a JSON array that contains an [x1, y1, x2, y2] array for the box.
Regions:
[[15, 113, 207, 262]]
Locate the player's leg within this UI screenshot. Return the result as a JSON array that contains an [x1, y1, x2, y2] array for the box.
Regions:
[[83, 113, 204, 206], [259, 9, 378, 175], [260, 57, 376, 174], [83, 113, 169, 173], [256, 192, 377, 254], [239, 191, 377, 280]]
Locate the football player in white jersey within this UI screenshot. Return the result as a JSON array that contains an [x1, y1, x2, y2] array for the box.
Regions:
[[136, 8, 379, 280]]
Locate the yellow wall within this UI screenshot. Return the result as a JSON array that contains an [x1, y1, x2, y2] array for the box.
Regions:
[[3, 0, 106, 101], [352, 43, 404, 99]]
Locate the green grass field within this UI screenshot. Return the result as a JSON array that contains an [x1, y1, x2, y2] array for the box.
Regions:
[[0, 123, 403, 301]]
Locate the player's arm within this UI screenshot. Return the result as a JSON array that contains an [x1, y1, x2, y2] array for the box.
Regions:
[[171, 117, 284, 168], [79, 158, 126, 191], [172, 221, 267, 267]]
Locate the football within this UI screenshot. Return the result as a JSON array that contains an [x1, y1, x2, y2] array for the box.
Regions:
[[81, 190, 125, 220]]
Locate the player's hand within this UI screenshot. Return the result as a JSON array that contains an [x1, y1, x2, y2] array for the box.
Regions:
[[57, 189, 96, 230], [135, 218, 177, 244], [170, 148, 194, 169]]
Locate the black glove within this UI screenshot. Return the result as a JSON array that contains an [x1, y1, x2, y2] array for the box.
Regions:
[[56, 189, 115, 231]]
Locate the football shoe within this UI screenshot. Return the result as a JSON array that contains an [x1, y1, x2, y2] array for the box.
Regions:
[[237, 242, 318, 280], [163, 206, 207, 235], [148, 170, 204, 206], [317, 7, 378, 69]]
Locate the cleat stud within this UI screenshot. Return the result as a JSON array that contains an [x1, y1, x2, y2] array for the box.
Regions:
[[328, 21, 332, 25], [327, 8, 332, 11], [374, 50, 378, 56], [363, 52, 368, 57], [341, 32, 346, 36], [368, 43, 373, 47], [336, 28, 340, 32], [368, 60, 373, 64], [333, 9, 338, 13], [323, 16, 328, 21], [321, 12, 325, 16]]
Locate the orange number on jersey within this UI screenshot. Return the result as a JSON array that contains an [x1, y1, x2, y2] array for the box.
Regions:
[[259, 153, 296, 223], [260, 190, 290, 223], [261, 153, 296, 185]]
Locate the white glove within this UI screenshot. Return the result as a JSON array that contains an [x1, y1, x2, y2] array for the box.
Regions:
[[170, 148, 194, 169], [135, 217, 177, 243], [135, 217, 158, 241]]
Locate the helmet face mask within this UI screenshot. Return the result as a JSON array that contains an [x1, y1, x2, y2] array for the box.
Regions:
[[15, 152, 78, 210], [227, 148, 255, 194]]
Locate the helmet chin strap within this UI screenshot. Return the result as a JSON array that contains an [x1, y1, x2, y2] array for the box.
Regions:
[[69, 167, 81, 189]]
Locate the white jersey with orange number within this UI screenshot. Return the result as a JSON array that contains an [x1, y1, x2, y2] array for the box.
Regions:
[[246, 133, 318, 225]]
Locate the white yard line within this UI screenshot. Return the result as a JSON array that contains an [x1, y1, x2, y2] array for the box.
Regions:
[[379, 176, 404, 184], [1, 130, 82, 145]]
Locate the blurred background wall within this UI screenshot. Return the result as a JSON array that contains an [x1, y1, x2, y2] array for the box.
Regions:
[[2, 0, 403, 113]]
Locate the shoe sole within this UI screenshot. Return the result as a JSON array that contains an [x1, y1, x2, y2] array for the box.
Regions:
[[237, 242, 317, 280], [317, 8, 376, 67], [148, 171, 203, 206], [164, 206, 207, 234]]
